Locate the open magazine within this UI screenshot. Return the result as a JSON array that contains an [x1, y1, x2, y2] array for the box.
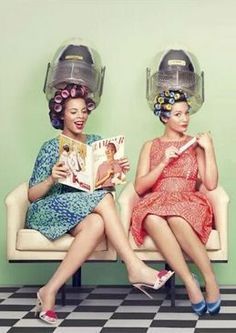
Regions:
[[58, 134, 126, 192]]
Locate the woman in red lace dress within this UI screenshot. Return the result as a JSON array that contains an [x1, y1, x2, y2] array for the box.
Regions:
[[131, 89, 220, 315]]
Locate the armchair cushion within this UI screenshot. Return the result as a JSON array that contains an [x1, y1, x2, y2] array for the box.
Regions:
[[128, 228, 220, 252], [17, 229, 107, 252]]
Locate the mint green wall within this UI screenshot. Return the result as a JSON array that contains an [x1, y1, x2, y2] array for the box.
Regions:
[[1, 0, 235, 285]]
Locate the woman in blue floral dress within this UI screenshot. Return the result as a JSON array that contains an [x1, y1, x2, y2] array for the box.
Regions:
[[27, 84, 174, 324], [26, 133, 107, 240]]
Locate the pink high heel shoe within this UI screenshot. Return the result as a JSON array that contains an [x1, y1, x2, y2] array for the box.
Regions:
[[35, 292, 58, 325], [133, 270, 175, 299]]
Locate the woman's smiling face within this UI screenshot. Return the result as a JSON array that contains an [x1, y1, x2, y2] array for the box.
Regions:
[[62, 98, 89, 138], [165, 101, 190, 133]]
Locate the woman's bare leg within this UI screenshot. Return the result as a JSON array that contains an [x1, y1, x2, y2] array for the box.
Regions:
[[39, 213, 105, 310], [93, 194, 164, 285], [167, 216, 220, 302], [144, 214, 204, 304]]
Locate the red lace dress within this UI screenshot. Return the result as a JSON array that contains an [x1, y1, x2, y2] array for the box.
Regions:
[[131, 136, 213, 246]]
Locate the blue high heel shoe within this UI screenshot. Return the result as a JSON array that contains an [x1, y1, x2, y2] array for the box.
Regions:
[[191, 299, 207, 316], [191, 274, 207, 316], [207, 298, 221, 315]]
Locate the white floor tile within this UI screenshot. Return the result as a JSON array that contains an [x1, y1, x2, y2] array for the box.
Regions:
[[1, 299, 36, 305], [125, 293, 165, 300], [104, 319, 152, 327], [0, 294, 12, 300], [154, 312, 197, 320], [196, 320, 236, 328], [0, 328, 11, 333], [116, 305, 159, 313], [221, 306, 236, 313], [66, 312, 112, 320], [15, 287, 38, 293], [162, 299, 190, 307], [80, 299, 122, 306], [0, 312, 27, 319], [54, 328, 102, 333], [61, 293, 89, 300], [220, 294, 236, 300], [148, 328, 195, 333], [91, 287, 131, 294], [13, 318, 63, 327], [54, 305, 78, 312]]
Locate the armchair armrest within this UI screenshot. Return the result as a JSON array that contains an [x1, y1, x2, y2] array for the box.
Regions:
[[199, 184, 229, 259], [5, 182, 29, 259], [118, 182, 140, 234], [199, 184, 229, 228]]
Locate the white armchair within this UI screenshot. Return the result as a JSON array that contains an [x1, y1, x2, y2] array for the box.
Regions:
[[5, 182, 117, 296], [118, 182, 229, 262]]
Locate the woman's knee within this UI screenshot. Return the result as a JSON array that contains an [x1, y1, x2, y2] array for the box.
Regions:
[[97, 193, 115, 208], [70, 214, 104, 238], [143, 214, 167, 231], [85, 213, 105, 237], [167, 217, 195, 238], [167, 216, 184, 227]]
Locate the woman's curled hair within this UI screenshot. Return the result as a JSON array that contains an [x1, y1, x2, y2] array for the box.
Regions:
[[49, 83, 96, 130]]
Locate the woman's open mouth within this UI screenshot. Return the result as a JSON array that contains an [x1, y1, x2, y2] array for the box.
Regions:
[[74, 121, 84, 130]]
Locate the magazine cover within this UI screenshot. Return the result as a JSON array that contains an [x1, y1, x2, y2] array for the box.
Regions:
[[58, 134, 125, 192], [93, 135, 125, 190]]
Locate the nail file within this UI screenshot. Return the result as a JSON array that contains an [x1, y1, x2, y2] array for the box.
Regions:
[[178, 137, 197, 154]]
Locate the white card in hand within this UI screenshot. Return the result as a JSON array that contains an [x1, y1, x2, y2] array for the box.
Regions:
[[178, 137, 196, 154]]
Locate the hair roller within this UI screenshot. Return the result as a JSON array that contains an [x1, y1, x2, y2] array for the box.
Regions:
[[54, 103, 63, 112], [61, 89, 70, 99], [87, 101, 96, 111], [54, 94, 63, 103]]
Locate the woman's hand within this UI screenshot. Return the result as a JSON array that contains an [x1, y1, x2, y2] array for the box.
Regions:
[[51, 161, 69, 182], [161, 146, 179, 166], [196, 132, 213, 150], [196, 131, 218, 190], [106, 166, 115, 178], [118, 157, 130, 173]]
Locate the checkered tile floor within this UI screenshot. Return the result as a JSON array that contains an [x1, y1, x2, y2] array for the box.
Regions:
[[0, 285, 236, 333]]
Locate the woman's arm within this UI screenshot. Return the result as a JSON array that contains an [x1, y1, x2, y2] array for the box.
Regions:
[[134, 141, 179, 195], [196, 132, 218, 191], [28, 175, 55, 202], [28, 161, 68, 202], [95, 166, 114, 188]]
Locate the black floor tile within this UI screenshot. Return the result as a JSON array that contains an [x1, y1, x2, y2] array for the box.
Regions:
[[151, 319, 196, 327], [59, 319, 107, 326]]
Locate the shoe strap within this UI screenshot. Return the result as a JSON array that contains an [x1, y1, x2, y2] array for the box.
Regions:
[[158, 270, 169, 279], [41, 310, 57, 319]]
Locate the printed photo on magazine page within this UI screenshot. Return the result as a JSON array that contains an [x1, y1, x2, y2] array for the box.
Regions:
[[58, 134, 125, 192], [93, 135, 125, 190]]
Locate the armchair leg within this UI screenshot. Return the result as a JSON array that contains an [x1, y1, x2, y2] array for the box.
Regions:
[[60, 284, 66, 306], [169, 274, 176, 307], [72, 268, 82, 287], [165, 263, 175, 307], [59, 268, 82, 305]]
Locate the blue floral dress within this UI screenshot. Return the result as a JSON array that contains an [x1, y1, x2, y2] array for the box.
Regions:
[[26, 134, 109, 240]]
